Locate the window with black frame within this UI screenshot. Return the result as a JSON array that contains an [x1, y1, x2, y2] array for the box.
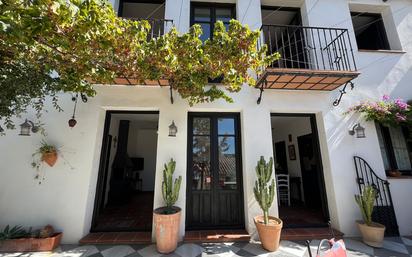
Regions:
[[376, 123, 412, 176], [351, 12, 390, 50], [190, 3, 235, 83], [190, 3, 236, 42]]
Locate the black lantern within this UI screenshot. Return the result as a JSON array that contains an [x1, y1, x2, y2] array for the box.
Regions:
[[349, 123, 366, 138], [168, 121, 178, 137], [19, 119, 39, 136]]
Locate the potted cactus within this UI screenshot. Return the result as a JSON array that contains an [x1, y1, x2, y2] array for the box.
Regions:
[[253, 156, 283, 252], [153, 159, 182, 254], [355, 185, 386, 247]]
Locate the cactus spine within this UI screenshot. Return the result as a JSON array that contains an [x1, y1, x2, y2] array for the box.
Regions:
[[355, 185, 377, 226], [162, 158, 182, 211], [253, 156, 275, 225]]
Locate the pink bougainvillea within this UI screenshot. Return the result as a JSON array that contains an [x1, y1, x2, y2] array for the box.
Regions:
[[345, 95, 411, 126]]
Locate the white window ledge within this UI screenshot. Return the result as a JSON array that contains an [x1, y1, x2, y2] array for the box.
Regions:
[[358, 49, 406, 54]]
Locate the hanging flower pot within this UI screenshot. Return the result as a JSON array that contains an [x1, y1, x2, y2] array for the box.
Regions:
[[32, 140, 59, 168], [41, 151, 58, 167]]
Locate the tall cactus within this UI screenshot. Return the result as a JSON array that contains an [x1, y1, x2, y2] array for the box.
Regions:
[[253, 156, 276, 225], [355, 185, 377, 226], [162, 159, 182, 211]]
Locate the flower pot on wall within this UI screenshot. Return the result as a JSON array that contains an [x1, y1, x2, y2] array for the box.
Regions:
[[357, 221, 385, 248], [41, 151, 58, 167], [254, 215, 283, 252], [153, 206, 181, 254], [0, 233, 62, 252]]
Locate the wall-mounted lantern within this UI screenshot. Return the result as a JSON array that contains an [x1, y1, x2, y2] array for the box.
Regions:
[[168, 120, 178, 137], [19, 119, 40, 136], [349, 123, 366, 138]]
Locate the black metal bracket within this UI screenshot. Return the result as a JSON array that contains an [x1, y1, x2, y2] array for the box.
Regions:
[[169, 85, 174, 104], [256, 81, 266, 104], [333, 81, 354, 107]]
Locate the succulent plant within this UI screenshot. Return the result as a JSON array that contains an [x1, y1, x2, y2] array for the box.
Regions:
[[355, 185, 377, 226], [253, 156, 276, 225], [162, 159, 182, 213], [39, 225, 54, 238], [0, 225, 31, 240]]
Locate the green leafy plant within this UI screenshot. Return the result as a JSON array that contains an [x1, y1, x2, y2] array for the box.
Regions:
[[0, 225, 31, 240], [161, 159, 182, 214], [354, 186, 377, 226], [35, 140, 57, 155], [0, 0, 279, 130], [31, 140, 59, 183], [253, 156, 276, 225]]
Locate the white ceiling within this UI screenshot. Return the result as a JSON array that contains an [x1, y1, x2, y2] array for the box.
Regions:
[[262, 9, 299, 25], [271, 116, 311, 128], [112, 113, 159, 122], [121, 2, 165, 20]]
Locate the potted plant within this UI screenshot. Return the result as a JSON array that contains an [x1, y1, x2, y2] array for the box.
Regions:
[[253, 156, 283, 252], [153, 159, 182, 254], [355, 186, 386, 247], [33, 140, 58, 167], [0, 225, 62, 252]]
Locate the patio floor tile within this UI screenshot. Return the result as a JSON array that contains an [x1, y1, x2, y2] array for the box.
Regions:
[[2, 236, 412, 257]]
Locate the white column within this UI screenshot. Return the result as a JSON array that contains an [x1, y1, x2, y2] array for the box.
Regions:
[[165, 0, 191, 33], [152, 105, 188, 242], [236, 0, 262, 30], [241, 107, 276, 239]]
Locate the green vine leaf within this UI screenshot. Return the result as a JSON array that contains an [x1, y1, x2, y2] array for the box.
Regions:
[[0, 0, 279, 129]]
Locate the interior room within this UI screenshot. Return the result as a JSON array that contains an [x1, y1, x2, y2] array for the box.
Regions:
[[118, 0, 167, 38], [92, 112, 159, 232], [119, 0, 165, 20], [271, 115, 328, 228], [260, 6, 308, 69]]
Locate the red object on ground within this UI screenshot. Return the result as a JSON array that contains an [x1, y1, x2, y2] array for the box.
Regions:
[[308, 238, 348, 257]]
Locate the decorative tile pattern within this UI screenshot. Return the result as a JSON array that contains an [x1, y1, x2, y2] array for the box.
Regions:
[[2, 237, 412, 257]]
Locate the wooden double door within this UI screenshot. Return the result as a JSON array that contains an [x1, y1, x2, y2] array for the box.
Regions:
[[186, 113, 244, 229]]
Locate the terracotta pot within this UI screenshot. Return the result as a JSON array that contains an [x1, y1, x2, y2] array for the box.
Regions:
[[254, 215, 283, 252], [0, 233, 62, 252], [388, 170, 402, 177], [357, 221, 385, 248], [42, 151, 58, 167], [154, 206, 181, 254]]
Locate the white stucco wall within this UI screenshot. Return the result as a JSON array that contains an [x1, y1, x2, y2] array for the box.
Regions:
[[0, 0, 412, 244], [389, 178, 412, 236]]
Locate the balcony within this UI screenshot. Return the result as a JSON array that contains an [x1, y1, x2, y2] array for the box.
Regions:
[[111, 0, 172, 87], [112, 18, 173, 87], [256, 24, 360, 103]]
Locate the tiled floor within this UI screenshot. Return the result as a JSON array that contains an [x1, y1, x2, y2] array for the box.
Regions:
[[184, 230, 250, 243], [1, 237, 412, 257], [94, 192, 154, 232], [279, 206, 325, 225]]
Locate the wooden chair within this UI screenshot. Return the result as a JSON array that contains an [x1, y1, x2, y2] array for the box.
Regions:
[[276, 174, 291, 206]]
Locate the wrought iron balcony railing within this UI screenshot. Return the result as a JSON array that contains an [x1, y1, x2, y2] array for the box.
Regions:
[[124, 18, 174, 40], [259, 24, 357, 72]]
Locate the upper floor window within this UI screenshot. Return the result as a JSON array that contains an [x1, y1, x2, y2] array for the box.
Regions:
[[119, 0, 165, 20], [351, 12, 390, 50], [190, 3, 236, 42], [376, 123, 412, 176]]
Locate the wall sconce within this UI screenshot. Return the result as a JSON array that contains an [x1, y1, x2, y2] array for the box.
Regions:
[[19, 119, 40, 136], [168, 120, 178, 137], [349, 123, 366, 138]]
